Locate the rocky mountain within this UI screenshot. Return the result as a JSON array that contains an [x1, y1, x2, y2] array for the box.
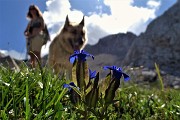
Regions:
[[0, 55, 21, 68], [85, 1, 180, 74], [0, 51, 28, 69], [85, 32, 137, 57], [84, 32, 137, 77], [84, 1, 180, 88], [122, 1, 180, 76]]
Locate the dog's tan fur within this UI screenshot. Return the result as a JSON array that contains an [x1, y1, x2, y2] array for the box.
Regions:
[[48, 15, 87, 77]]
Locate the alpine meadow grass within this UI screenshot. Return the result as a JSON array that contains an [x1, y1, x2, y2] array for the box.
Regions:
[[0, 50, 180, 119]]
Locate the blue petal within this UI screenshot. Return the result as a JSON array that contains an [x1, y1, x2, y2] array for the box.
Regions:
[[69, 50, 79, 63], [70, 50, 94, 62], [74, 50, 80, 54], [63, 84, 70, 88], [63, 82, 76, 91], [69, 82, 80, 90], [83, 51, 94, 60], [63, 84, 72, 91], [117, 67, 123, 72], [69, 82, 76, 87], [69, 56, 76, 64], [123, 73, 130, 81], [103, 66, 113, 70], [103, 65, 130, 80], [91, 70, 96, 78], [104, 65, 120, 71], [89, 69, 96, 79]]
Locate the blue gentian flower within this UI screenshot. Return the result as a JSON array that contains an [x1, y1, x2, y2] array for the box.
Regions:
[[103, 65, 130, 81], [63, 82, 76, 91], [69, 50, 94, 64], [63, 82, 80, 104], [89, 69, 96, 79]]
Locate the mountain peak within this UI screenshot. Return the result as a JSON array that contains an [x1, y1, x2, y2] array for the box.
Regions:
[[122, 1, 180, 76]]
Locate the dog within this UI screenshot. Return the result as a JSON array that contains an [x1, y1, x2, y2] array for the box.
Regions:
[[48, 15, 87, 78]]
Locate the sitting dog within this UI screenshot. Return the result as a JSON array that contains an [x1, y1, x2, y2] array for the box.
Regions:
[[48, 15, 87, 78]]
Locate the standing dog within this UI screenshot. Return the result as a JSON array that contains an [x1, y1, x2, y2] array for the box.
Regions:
[[48, 15, 87, 78]]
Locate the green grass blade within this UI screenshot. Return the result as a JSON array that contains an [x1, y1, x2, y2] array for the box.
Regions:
[[1, 110, 9, 120], [155, 63, 164, 91], [25, 79, 30, 120], [55, 88, 67, 105]]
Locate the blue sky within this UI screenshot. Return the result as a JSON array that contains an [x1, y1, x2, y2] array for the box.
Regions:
[[0, 0, 177, 60], [0, 0, 47, 58]]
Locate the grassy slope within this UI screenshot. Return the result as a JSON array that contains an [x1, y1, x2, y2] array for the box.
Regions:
[[0, 64, 180, 119]]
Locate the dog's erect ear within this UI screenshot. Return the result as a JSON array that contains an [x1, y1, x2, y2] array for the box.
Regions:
[[79, 16, 84, 26], [64, 15, 70, 27]]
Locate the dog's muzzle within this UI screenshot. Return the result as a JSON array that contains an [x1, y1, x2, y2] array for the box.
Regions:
[[73, 37, 84, 50]]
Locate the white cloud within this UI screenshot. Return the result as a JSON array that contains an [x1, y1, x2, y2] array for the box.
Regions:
[[97, 0, 159, 34], [41, 41, 51, 57], [0, 49, 26, 60], [147, 0, 161, 9], [0, 47, 47, 60], [0, 49, 8, 57], [43, 0, 161, 49], [43, 0, 71, 25]]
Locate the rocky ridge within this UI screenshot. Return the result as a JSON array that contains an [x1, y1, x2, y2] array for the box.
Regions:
[[122, 1, 180, 77], [84, 1, 180, 88]]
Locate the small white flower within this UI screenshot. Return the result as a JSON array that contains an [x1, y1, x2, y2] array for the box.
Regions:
[[0, 80, 10, 86], [38, 81, 43, 89], [176, 112, 180, 115], [129, 93, 132, 99], [160, 104, 165, 108], [9, 109, 14, 115], [154, 95, 158, 99], [64, 108, 68, 111], [23, 97, 26, 106]]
